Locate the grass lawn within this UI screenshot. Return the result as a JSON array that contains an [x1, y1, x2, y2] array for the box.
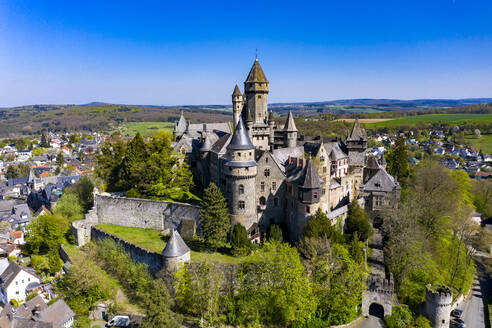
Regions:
[[364, 113, 492, 128], [465, 134, 492, 154], [116, 121, 175, 136], [96, 224, 249, 264]]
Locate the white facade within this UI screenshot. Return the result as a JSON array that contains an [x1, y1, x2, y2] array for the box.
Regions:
[[0, 268, 40, 303]]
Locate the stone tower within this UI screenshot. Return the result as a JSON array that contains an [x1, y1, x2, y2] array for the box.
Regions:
[[225, 116, 258, 231], [268, 111, 275, 147], [232, 84, 244, 127], [162, 229, 191, 271], [347, 118, 367, 195], [425, 285, 452, 328], [283, 111, 298, 148], [243, 59, 269, 124], [425, 285, 453, 328]]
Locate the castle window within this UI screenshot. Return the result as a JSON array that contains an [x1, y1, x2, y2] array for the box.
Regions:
[[323, 166, 327, 173], [274, 197, 279, 206], [239, 184, 244, 194], [265, 157, 268, 163], [259, 196, 266, 206], [258, 95, 262, 99], [306, 206, 310, 214], [249, 152, 252, 156], [272, 182, 276, 191], [264, 169, 270, 177], [238, 152, 241, 157], [238, 201, 245, 209], [261, 182, 265, 192], [313, 191, 318, 200]]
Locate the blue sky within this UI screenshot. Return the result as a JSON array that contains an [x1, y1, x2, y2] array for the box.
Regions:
[[1, 0, 492, 107]]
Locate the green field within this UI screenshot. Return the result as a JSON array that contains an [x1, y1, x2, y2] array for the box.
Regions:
[[465, 134, 492, 154], [96, 224, 249, 264], [365, 114, 492, 128], [117, 121, 175, 136]]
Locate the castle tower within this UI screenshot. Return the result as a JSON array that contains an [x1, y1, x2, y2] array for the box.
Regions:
[[232, 84, 244, 127], [225, 116, 258, 230], [268, 111, 275, 147], [347, 118, 367, 195], [162, 229, 191, 271], [283, 111, 298, 148], [198, 127, 212, 187], [380, 152, 387, 170], [244, 59, 269, 124], [173, 110, 187, 141], [425, 285, 452, 328]]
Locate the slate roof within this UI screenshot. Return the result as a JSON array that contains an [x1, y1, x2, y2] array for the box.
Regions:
[[232, 84, 242, 96], [39, 299, 75, 327], [210, 133, 232, 154], [363, 168, 400, 192], [0, 258, 9, 275], [380, 152, 387, 166], [199, 132, 216, 152], [347, 118, 367, 141], [272, 146, 304, 171], [300, 160, 322, 189], [162, 230, 190, 258], [227, 117, 254, 151], [303, 142, 322, 157], [283, 111, 297, 132], [245, 59, 268, 83], [366, 156, 380, 169], [324, 141, 348, 160], [7, 177, 29, 188], [0, 262, 22, 288], [12, 204, 31, 225], [175, 111, 188, 133], [1, 295, 47, 318]]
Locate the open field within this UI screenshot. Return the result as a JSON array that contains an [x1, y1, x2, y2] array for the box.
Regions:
[[96, 224, 249, 264], [363, 113, 492, 128], [338, 118, 392, 123], [116, 121, 175, 136], [465, 134, 492, 154]]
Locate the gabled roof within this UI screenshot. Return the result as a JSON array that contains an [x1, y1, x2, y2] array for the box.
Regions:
[[232, 84, 242, 96], [0, 262, 22, 288], [347, 118, 367, 141], [39, 299, 75, 327], [162, 230, 190, 258], [245, 59, 268, 83], [366, 156, 380, 169], [303, 142, 322, 157], [283, 111, 297, 132], [380, 152, 387, 166], [210, 133, 232, 154], [175, 111, 188, 133], [363, 168, 400, 192], [227, 116, 254, 151]]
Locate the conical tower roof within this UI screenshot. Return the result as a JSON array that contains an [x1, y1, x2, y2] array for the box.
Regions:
[[245, 59, 268, 83], [200, 132, 213, 152], [28, 169, 35, 183], [227, 116, 254, 151], [232, 84, 242, 96], [162, 229, 190, 258], [283, 111, 297, 132], [347, 118, 366, 141], [380, 152, 387, 167], [175, 111, 187, 133], [300, 159, 322, 189]]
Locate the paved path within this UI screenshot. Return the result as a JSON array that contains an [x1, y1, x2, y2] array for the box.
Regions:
[[354, 316, 385, 328]]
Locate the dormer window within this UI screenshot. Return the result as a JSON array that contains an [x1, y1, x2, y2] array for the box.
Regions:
[[264, 169, 270, 177]]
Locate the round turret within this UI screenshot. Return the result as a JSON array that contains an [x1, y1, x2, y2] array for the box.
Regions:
[[425, 285, 452, 328], [162, 229, 191, 271]]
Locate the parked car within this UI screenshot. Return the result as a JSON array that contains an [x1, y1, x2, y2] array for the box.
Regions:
[[106, 315, 130, 327], [450, 318, 466, 327], [451, 309, 463, 318]]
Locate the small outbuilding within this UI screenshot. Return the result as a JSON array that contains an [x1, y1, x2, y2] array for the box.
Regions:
[[162, 229, 191, 271]]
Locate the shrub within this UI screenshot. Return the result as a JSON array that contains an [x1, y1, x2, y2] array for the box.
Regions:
[[10, 299, 19, 307], [231, 223, 251, 256], [384, 305, 413, 328], [269, 224, 283, 242], [25, 292, 38, 302]]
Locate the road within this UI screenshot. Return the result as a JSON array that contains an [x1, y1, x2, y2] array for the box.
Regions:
[[354, 316, 385, 328], [458, 257, 491, 328]]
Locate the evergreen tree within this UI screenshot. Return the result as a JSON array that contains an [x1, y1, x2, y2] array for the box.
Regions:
[[387, 136, 410, 181], [345, 200, 372, 241], [231, 223, 251, 256], [40, 133, 50, 147], [56, 152, 65, 167], [269, 224, 283, 243], [200, 183, 230, 249], [121, 132, 147, 188], [304, 208, 344, 243]]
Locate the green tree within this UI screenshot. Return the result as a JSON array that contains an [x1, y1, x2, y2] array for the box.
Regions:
[[231, 223, 251, 256], [56, 152, 65, 167], [384, 305, 413, 328], [200, 183, 230, 249], [25, 214, 69, 255], [5, 163, 30, 179], [40, 133, 50, 147], [69, 176, 94, 211], [304, 208, 344, 243], [54, 191, 84, 222], [121, 132, 147, 189], [269, 224, 283, 243], [345, 200, 373, 241], [387, 136, 410, 182]]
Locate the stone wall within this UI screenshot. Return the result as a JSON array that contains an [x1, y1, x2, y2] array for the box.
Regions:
[[94, 194, 201, 231], [91, 226, 163, 274], [425, 286, 452, 328]]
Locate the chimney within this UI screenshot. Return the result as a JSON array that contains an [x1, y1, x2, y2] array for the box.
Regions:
[[32, 305, 41, 318]]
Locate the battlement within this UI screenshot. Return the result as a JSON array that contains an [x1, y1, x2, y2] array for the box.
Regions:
[[367, 274, 394, 294], [425, 285, 453, 303]]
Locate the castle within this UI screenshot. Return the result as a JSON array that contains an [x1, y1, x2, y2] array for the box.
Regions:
[[172, 59, 401, 242]]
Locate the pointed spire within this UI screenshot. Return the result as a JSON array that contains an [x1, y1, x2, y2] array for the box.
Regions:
[[227, 116, 255, 151], [283, 111, 297, 132], [28, 170, 35, 183], [301, 159, 322, 189], [245, 59, 268, 83], [200, 132, 212, 152], [232, 84, 242, 97], [268, 111, 274, 122], [246, 109, 253, 123], [175, 110, 187, 133], [380, 152, 387, 167], [347, 118, 366, 141], [162, 229, 190, 258]]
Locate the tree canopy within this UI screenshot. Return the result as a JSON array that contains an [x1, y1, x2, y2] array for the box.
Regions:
[[200, 183, 230, 249]]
